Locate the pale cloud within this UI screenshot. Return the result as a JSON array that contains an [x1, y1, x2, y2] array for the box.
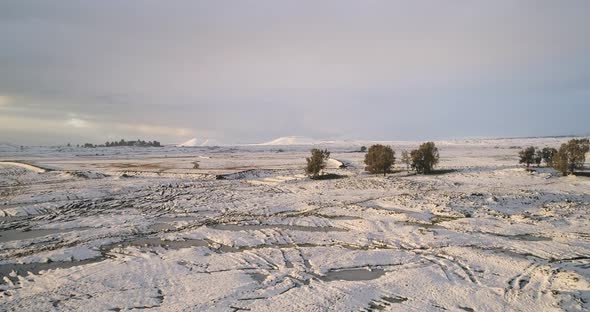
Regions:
[[0, 95, 11, 107], [66, 118, 91, 128], [111, 123, 194, 138], [0, 113, 198, 145], [1, 1, 589, 144]]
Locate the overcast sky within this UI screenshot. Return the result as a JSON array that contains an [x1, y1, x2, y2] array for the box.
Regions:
[[1, 0, 589, 145]]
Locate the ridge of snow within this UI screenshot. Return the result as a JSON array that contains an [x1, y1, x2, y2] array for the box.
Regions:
[[258, 136, 334, 146]]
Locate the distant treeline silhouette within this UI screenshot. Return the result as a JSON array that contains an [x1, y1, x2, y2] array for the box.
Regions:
[[81, 139, 162, 148]]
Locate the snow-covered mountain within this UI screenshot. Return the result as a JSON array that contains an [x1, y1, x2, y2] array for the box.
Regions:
[[258, 136, 335, 146]]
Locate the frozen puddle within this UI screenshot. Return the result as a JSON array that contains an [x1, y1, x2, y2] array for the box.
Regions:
[[155, 211, 218, 222], [106, 237, 209, 250], [478, 232, 553, 241], [318, 268, 386, 282], [247, 272, 268, 283], [503, 233, 552, 241], [155, 216, 201, 222], [0, 227, 92, 243], [245, 267, 387, 284], [366, 295, 410, 310], [0, 258, 103, 284], [403, 221, 446, 230], [209, 224, 347, 233]]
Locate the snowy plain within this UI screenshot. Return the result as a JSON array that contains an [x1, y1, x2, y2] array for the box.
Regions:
[[0, 137, 588, 311]]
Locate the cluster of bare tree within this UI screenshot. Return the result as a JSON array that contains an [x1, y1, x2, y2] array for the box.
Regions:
[[305, 142, 440, 178], [521, 139, 589, 175], [105, 139, 162, 147], [81, 139, 162, 148], [518, 146, 557, 168]]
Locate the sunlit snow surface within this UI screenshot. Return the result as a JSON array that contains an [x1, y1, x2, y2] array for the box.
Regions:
[[0, 138, 589, 311]]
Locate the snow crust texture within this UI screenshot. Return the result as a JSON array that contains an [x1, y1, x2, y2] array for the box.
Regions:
[[0, 138, 589, 311]]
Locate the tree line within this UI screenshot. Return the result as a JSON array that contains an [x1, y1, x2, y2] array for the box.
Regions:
[[518, 138, 589, 175], [305, 138, 589, 179], [305, 142, 440, 178], [80, 139, 162, 148]]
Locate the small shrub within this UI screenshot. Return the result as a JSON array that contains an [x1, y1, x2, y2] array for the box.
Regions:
[[305, 149, 330, 178]]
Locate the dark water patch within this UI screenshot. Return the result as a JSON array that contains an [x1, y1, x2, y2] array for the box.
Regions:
[[403, 222, 445, 230], [0, 227, 93, 243], [368, 301, 386, 310], [156, 214, 211, 222], [105, 238, 209, 251], [431, 215, 462, 224], [216, 169, 276, 180], [319, 268, 386, 282], [0, 214, 30, 222], [508, 234, 552, 241], [480, 232, 552, 242], [382, 296, 408, 304], [318, 215, 362, 221], [310, 173, 346, 180], [0, 258, 103, 284], [367, 296, 408, 310], [216, 244, 242, 253], [483, 247, 544, 260], [247, 272, 268, 283], [284, 259, 294, 268], [550, 256, 590, 263], [102, 238, 391, 255], [148, 223, 180, 232], [209, 224, 347, 233], [216, 242, 393, 254], [216, 243, 320, 253], [428, 169, 458, 175]]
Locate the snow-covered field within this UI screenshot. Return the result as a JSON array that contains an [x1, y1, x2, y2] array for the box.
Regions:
[[0, 137, 588, 311]]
